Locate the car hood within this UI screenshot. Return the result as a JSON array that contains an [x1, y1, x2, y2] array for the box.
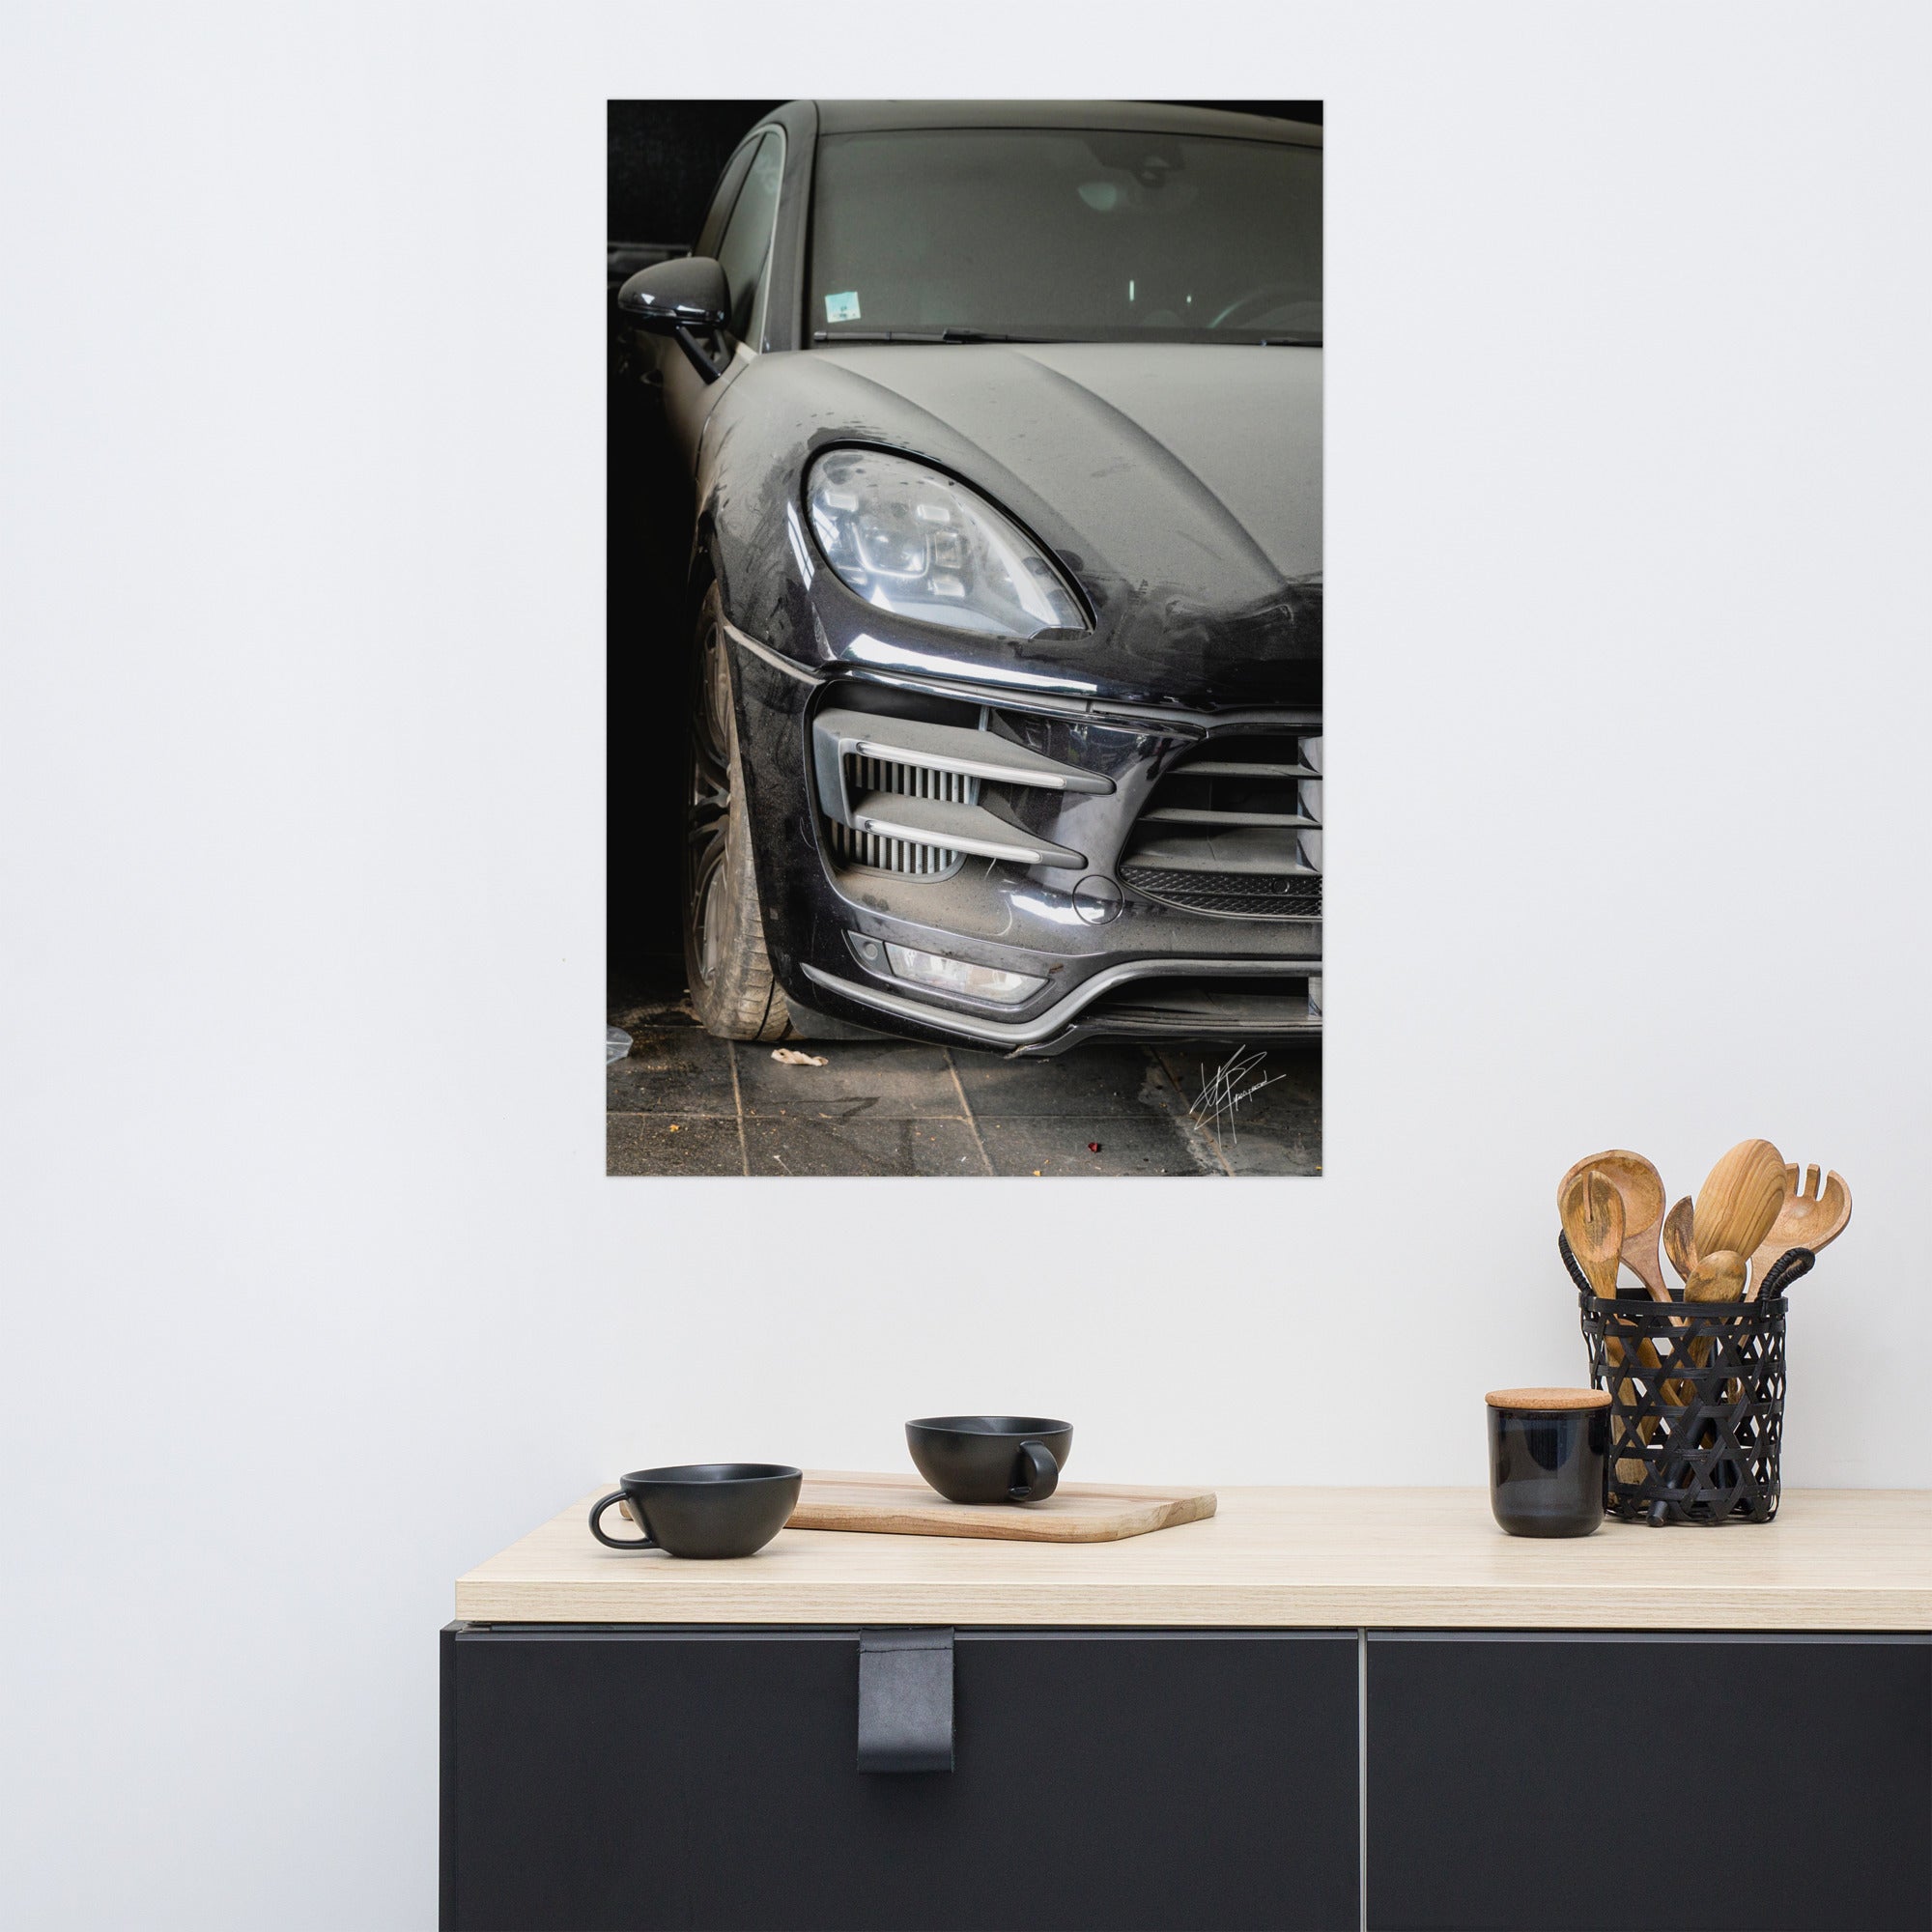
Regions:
[[812, 341, 1321, 580], [705, 340, 1322, 708]]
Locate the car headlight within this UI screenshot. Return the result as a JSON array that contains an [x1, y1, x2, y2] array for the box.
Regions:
[[806, 448, 1086, 639]]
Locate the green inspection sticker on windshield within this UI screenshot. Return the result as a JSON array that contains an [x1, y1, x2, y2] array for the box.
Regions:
[[824, 291, 862, 323]]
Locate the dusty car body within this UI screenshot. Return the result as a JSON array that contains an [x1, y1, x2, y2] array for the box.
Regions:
[[617, 99, 1321, 1054]]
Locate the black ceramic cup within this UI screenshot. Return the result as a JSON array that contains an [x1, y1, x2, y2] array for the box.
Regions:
[[1486, 1389, 1608, 1538], [906, 1416, 1072, 1505], [587, 1463, 802, 1558]]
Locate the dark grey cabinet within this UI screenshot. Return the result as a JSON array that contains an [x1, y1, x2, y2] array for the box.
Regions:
[[441, 1626, 1361, 1932], [1365, 1633, 1932, 1931], [444, 1623, 1932, 1931]]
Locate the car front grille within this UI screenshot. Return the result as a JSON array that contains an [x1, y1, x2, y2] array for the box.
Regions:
[[1120, 729, 1322, 922]]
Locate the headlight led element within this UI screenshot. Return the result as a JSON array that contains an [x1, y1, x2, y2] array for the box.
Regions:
[[806, 448, 1086, 639]]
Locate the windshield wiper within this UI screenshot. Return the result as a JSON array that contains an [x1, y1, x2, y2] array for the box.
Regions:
[[812, 327, 1048, 345]]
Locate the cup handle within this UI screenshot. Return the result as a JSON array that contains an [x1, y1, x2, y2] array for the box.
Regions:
[[588, 1491, 656, 1549], [1009, 1440, 1060, 1503]]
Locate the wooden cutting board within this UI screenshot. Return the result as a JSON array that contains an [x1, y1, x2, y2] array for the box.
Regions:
[[785, 1470, 1217, 1544]]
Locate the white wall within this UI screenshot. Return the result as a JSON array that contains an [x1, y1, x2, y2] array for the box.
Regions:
[[5, 3, 1928, 1925]]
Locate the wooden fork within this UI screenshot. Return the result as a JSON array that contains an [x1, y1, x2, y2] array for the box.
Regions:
[[1747, 1165, 1852, 1298]]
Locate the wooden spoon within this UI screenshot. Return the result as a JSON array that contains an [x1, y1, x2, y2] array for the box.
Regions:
[[1747, 1165, 1852, 1299], [1662, 1197, 1698, 1285], [1559, 1168, 1624, 1297], [1692, 1140, 1787, 1268], [1683, 1249, 1746, 1304], [1557, 1151, 1669, 1301]]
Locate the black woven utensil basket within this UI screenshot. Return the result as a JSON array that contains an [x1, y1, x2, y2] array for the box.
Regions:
[[1566, 1234, 1810, 1524]]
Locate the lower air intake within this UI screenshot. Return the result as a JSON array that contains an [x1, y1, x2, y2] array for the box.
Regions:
[[823, 754, 974, 876], [1120, 866, 1323, 921]]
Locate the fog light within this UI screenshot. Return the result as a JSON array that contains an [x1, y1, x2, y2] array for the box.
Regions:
[[884, 943, 1045, 1007]]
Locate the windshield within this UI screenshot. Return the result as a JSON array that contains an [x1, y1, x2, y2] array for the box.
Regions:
[[809, 128, 1321, 346]]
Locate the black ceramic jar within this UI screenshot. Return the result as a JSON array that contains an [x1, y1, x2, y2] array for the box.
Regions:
[[1485, 1388, 1608, 1538]]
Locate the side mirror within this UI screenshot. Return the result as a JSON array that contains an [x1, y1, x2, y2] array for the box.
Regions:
[[617, 256, 731, 384]]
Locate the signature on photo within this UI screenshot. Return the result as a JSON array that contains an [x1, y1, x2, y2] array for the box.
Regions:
[[1188, 1046, 1282, 1149]]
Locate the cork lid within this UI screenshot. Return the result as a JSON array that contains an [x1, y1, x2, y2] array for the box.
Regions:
[[1485, 1386, 1611, 1411]]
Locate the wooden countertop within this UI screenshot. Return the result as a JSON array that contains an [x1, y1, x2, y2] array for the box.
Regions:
[[455, 1482, 1932, 1631]]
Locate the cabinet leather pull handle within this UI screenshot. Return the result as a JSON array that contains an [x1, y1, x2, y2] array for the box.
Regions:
[[857, 1629, 954, 1774]]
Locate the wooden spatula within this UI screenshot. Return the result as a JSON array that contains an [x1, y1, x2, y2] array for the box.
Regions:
[[1557, 1151, 1669, 1301], [1692, 1140, 1787, 1271]]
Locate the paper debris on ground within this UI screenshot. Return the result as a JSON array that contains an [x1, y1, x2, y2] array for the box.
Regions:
[[771, 1048, 829, 1066]]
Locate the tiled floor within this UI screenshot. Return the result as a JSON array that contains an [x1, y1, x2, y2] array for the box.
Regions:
[[608, 972, 1321, 1178]]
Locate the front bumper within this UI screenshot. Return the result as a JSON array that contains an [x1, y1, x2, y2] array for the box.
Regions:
[[801, 956, 1321, 1056], [728, 623, 1322, 1057]]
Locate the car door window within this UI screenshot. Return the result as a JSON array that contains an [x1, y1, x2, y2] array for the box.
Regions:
[[713, 129, 783, 347], [695, 142, 756, 261]]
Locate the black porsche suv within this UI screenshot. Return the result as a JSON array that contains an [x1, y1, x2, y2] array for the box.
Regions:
[[614, 100, 1321, 1055]]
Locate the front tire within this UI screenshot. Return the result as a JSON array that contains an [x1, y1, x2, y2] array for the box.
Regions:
[[682, 586, 791, 1040]]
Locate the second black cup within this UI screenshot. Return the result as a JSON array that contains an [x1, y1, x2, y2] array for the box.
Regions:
[[906, 1416, 1072, 1504]]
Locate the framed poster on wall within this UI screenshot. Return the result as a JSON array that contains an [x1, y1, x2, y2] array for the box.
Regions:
[[607, 99, 1323, 1177]]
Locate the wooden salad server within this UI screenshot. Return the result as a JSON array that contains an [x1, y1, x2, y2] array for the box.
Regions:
[[1557, 1150, 1669, 1301], [1559, 1168, 1650, 1482], [1559, 1167, 1624, 1297], [1747, 1165, 1852, 1299]]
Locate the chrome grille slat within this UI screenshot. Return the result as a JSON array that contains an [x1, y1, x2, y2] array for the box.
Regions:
[[812, 708, 1114, 798], [849, 754, 980, 808], [1180, 759, 1317, 780], [1141, 806, 1318, 828], [825, 753, 977, 876]]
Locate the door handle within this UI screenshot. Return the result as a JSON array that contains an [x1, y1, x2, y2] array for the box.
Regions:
[[857, 1629, 953, 1773]]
